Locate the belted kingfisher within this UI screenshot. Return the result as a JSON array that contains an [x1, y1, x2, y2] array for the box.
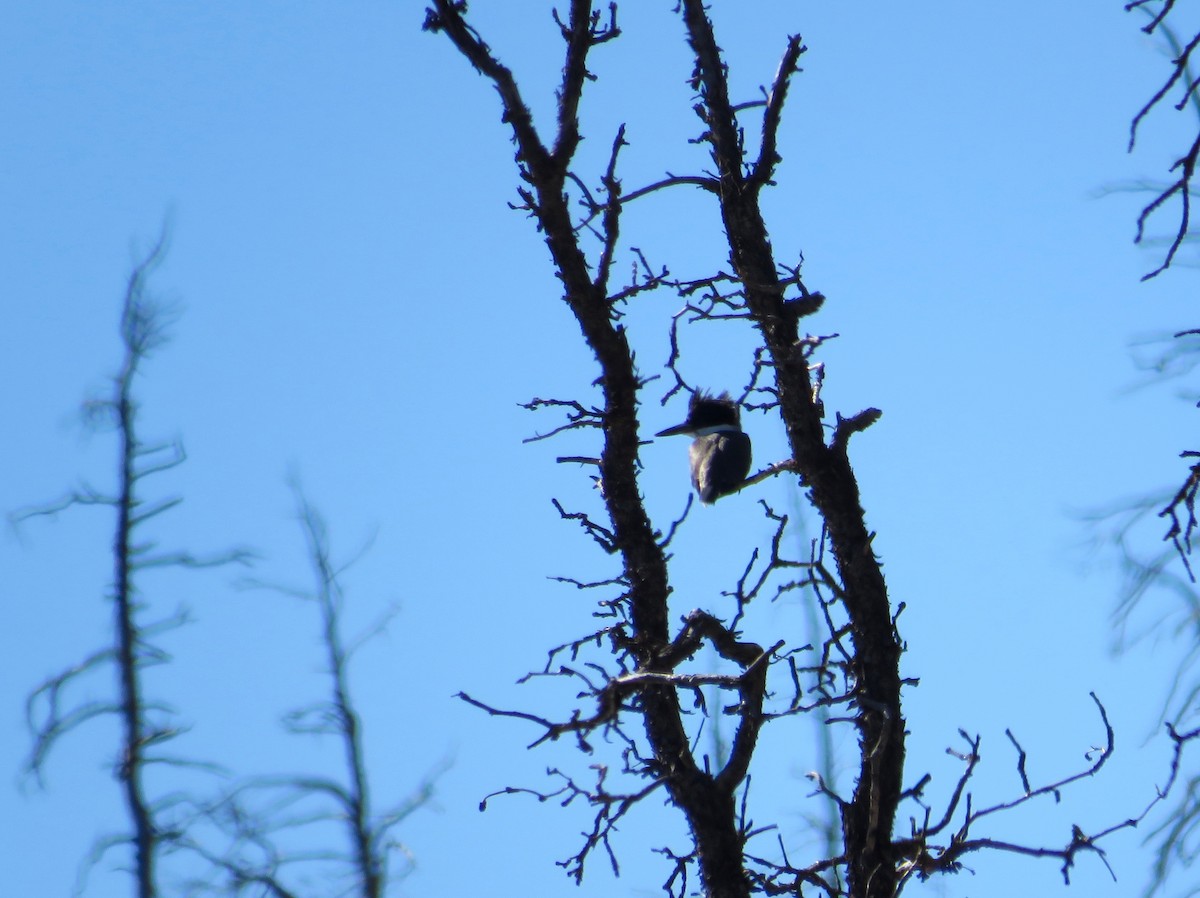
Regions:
[[656, 391, 752, 504]]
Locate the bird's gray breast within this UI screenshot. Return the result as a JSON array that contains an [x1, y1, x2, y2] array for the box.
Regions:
[[689, 430, 752, 503]]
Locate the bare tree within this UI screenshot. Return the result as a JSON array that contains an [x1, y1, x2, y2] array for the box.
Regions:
[[16, 238, 437, 898], [424, 4, 1184, 898], [178, 488, 442, 898], [16, 234, 250, 898]]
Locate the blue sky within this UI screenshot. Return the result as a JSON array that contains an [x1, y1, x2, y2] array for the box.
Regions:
[[5, 2, 1200, 897]]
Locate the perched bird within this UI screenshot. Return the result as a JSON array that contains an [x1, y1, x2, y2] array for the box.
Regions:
[[656, 391, 752, 504]]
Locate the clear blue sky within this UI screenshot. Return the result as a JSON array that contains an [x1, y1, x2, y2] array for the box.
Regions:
[[4, 2, 1200, 896]]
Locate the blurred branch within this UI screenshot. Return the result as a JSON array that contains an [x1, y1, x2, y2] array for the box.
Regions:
[[18, 230, 248, 898], [193, 488, 443, 897]]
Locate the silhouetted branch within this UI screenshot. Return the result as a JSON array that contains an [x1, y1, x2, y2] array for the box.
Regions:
[[520, 396, 605, 443], [882, 693, 1186, 892], [748, 36, 807, 191], [1128, 4, 1200, 279], [1160, 453, 1200, 580]]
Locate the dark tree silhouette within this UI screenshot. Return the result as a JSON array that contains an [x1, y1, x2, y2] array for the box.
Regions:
[[425, 4, 1185, 897]]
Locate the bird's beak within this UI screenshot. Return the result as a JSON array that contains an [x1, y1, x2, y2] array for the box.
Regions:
[[655, 421, 693, 438]]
